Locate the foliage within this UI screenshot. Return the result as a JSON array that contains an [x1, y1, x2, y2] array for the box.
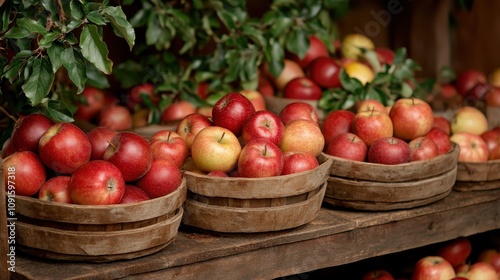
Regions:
[[0, 0, 135, 125]]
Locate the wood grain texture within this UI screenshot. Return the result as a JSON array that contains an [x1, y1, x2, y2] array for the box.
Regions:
[[11, 188, 500, 280], [456, 160, 500, 182]]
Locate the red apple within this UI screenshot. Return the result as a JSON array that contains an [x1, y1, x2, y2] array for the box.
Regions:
[[436, 237, 472, 269], [306, 56, 342, 89], [481, 129, 500, 160], [288, 35, 329, 69], [237, 138, 284, 178], [465, 82, 491, 103], [411, 256, 456, 280], [362, 269, 395, 280], [175, 113, 213, 151], [241, 110, 285, 146], [263, 59, 305, 91], [103, 131, 152, 182], [357, 99, 388, 114], [440, 84, 459, 100], [432, 116, 451, 136], [69, 160, 125, 205], [196, 82, 210, 99], [240, 89, 266, 111], [368, 137, 412, 165], [486, 86, 500, 106], [126, 83, 157, 109], [149, 130, 188, 168], [326, 132, 367, 162], [375, 47, 395, 65], [99, 104, 133, 131], [409, 136, 439, 161], [190, 126, 242, 173], [477, 249, 500, 273], [3, 151, 46, 197], [74, 86, 106, 121], [321, 110, 355, 148], [282, 77, 323, 100], [281, 151, 319, 175], [11, 113, 54, 152], [38, 176, 73, 203], [456, 70, 487, 98], [258, 75, 275, 97], [279, 102, 319, 125], [161, 100, 197, 123], [280, 119, 325, 157], [451, 106, 489, 136], [450, 132, 489, 162], [120, 185, 150, 204], [1, 138, 16, 159], [86, 126, 118, 160], [389, 98, 434, 141], [352, 110, 393, 147], [38, 122, 92, 174], [212, 92, 256, 136], [456, 262, 498, 280], [426, 128, 453, 155], [136, 159, 182, 198]]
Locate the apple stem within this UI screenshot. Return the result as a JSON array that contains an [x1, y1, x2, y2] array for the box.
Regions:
[[107, 141, 116, 149], [370, 106, 375, 116], [167, 131, 172, 141], [0, 106, 18, 123], [219, 132, 225, 143], [263, 145, 268, 156]]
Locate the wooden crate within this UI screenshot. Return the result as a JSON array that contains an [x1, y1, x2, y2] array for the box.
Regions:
[[182, 154, 333, 233], [323, 143, 460, 211], [1, 166, 187, 262]]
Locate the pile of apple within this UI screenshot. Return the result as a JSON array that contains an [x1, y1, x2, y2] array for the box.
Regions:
[[447, 106, 500, 162], [362, 236, 500, 280], [257, 33, 394, 100], [321, 97, 451, 165], [175, 92, 325, 177], [2, 113, 184, 205]]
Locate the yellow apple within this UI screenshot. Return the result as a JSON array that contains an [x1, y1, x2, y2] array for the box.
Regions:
[[341, 33, 375, 60], [451, 106, 488, 135]]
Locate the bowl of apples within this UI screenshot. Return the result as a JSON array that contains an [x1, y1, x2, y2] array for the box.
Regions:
[[179, 93, 333, 233], [321, 98, 460, 211]]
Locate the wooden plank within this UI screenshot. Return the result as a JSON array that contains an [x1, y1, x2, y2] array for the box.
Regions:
[[11, 189, 500, 280], [121, 199, 500, 280]]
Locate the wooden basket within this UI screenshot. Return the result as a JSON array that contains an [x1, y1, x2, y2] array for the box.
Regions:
[[323, 143, 460, 211], [454, 159, 500, 192], [264, 96, 325, 120], [2, 169, 187, 262], [181, 154, 333, 233]]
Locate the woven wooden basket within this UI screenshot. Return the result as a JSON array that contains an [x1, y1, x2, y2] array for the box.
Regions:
[[182, 154, 333, 233], [323, 143, 460, 211], [454, 159, 500, 191], [1, 166, 186, 262]]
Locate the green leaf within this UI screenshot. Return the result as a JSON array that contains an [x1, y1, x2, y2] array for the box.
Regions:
[[38, 31, 61, 48], [70, 1, 84, 20], [371, 72, 391, 85], [340, 69, 363, 93], [286, 28, 309, 59], [16, 17, 47, 35], [86, 11, 106, 25], [439, 66, 456, 83], [14, 50, 33, 59], [401, 81, 413, 98], [3, 59, 26, 83], [243, 25, 266, 48], [113, 60, 145, 89], [41, 0, 57, 18], [47, 42, 64, 73], [217, 10, 237, 30], [0, 2, 11, 33], [146, 14, 162, 46], [61, 48, 87, 93], [21, 57, 55, 106], [392, 47, 407, 65], [4, 26, 31, 39], [363, 49, 381, 73], [103, 6, 136, 50], [44, 100, 74, 122], [264, 38, 284, 78], [270, 17, 293, 38], [85, 62, 110, 89], [80, 25, 113, 75]]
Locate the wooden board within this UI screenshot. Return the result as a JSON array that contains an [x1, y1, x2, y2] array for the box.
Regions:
[[11, 187, 500, 280], [456, 160, 500, 182]]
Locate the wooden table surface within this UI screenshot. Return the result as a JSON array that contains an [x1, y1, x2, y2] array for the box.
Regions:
[[10, 188, 500, 280]]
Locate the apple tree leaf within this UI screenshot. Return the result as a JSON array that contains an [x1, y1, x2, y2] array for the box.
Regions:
[[80, 25, 113, 75], [21, 56, 55, 106], [61, 48, 87, 93], [286, 28, 309, 59], [16, 17, 47, 35], [103, 6, 136, 50], [47, 42, 64, 73], [264, 38, 284, 78], [44, 100, 74, 123]]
